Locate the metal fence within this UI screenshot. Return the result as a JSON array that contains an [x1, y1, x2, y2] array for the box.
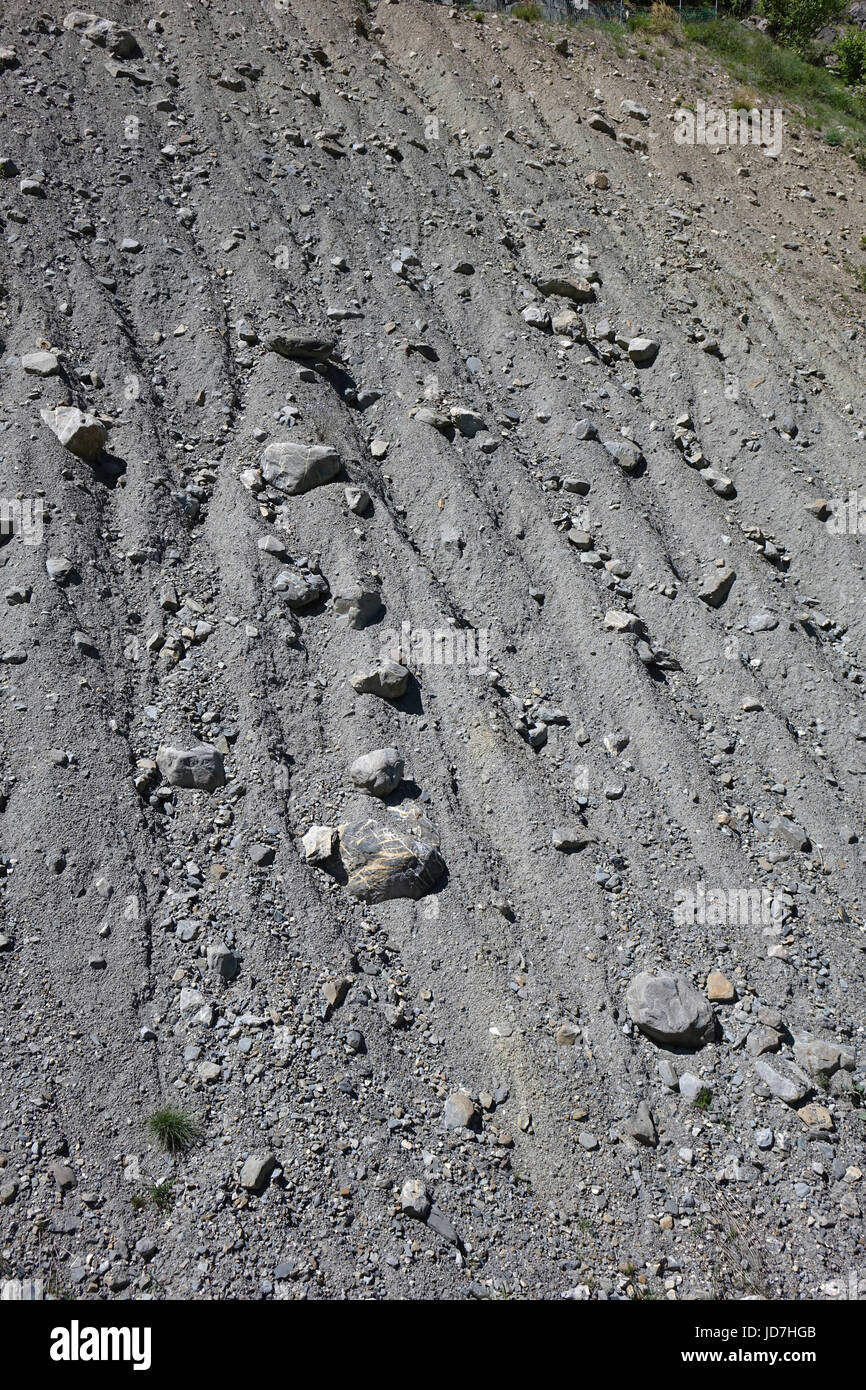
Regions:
[[444, 0, 720, 23]]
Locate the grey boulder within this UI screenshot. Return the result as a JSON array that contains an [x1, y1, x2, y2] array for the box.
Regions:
[[626, 971, 716, 1047], [261, 441, 341, 495], [349, 747, 404, 797], [156, 744, 225, 792]]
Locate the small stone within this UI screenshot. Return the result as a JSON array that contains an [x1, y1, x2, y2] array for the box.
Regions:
[[239, 1153, 277, 1193], [706, 971, 735, 1003], [400, 1177, 431, 1220], [443, 1093, 477, 1130]]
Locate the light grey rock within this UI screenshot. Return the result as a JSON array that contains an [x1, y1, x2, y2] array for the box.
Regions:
[[301, 825, 336, 863], [273, 568, 329, 608], [699, 568, 736, 608], [349, 747, 404, 797], [22, 350, 59, 376], [333, 585, 382, 629], [626, 336, 659, 364], [623, 1101, 658, 1146], [626, 972, 716, 1047], [754, 1056, 811, 1104], [40, 405, 106, 459], [400, 1177, 431, 1220], [261, 441, 340, 494], [793, 1038, 855, 1079], [443, 1092, 477, 1129], [239, 1153, 277, 1192], [350, 659, 409, 700]]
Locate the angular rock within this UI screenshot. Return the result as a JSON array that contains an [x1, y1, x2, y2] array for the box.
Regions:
[[626, 971, 716, 1047], [623, 1101, 658, 1147], [266, 331, 334, 361], [261, 441, 340, 495], [793, 1038, 855, 1079], [156, 744, 225, 792], [626, 336, 659, 364], [301, 825, 336, 863], [603, 438, 644, 472], [350, 659, 409, 700], [537, 275, 595, 304], [239, 1153, 277, 1193], [754, 1056, 811, 1105], [699, 569, 736, 608], [337, 806, 444, 903], [273, 567, 329, 608], [40, 405, 106, 460], [400, 1177, 431, 1220], [333, 585, 382, 629], [22, 351, 60, 377]]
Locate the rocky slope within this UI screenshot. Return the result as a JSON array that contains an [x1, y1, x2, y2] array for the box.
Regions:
[[0, 0, 864, 1301]]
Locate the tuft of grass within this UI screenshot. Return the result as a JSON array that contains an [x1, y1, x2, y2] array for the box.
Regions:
[[511, 3, 543, 20], [824, 126, 845, 145], [693, 1086, 714, 1111], [131, 1179, 175, 1212], [147, 1107, 200, 1154], [629, 4, 683, 42]]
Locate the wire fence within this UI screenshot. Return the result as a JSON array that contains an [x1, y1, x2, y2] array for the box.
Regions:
[[443, 0, 720, 23]]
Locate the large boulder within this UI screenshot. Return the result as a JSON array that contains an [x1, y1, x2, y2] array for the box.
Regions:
[[626, 971, 716, 1047], [156, 744, 225, 792], [337, 807, 444, 903], [41, 405, 105, 460], [63, 12, 141, 59], [260, 441, 340, 495]]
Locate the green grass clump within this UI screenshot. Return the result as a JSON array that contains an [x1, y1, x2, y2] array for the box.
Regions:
[[131, 1179, 175, 1212], [693, 1087, 714, 1111], [147, 1107, 200, 1154], [511, 3, 543, 21]]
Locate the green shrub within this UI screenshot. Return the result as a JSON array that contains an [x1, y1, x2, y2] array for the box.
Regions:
[[837, 29, 866, 86], [760, 0, 845, 54], [511, 3, 543, 20]]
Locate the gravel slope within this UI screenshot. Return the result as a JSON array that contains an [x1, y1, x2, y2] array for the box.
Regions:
[[0, 0, 864, 1301]]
